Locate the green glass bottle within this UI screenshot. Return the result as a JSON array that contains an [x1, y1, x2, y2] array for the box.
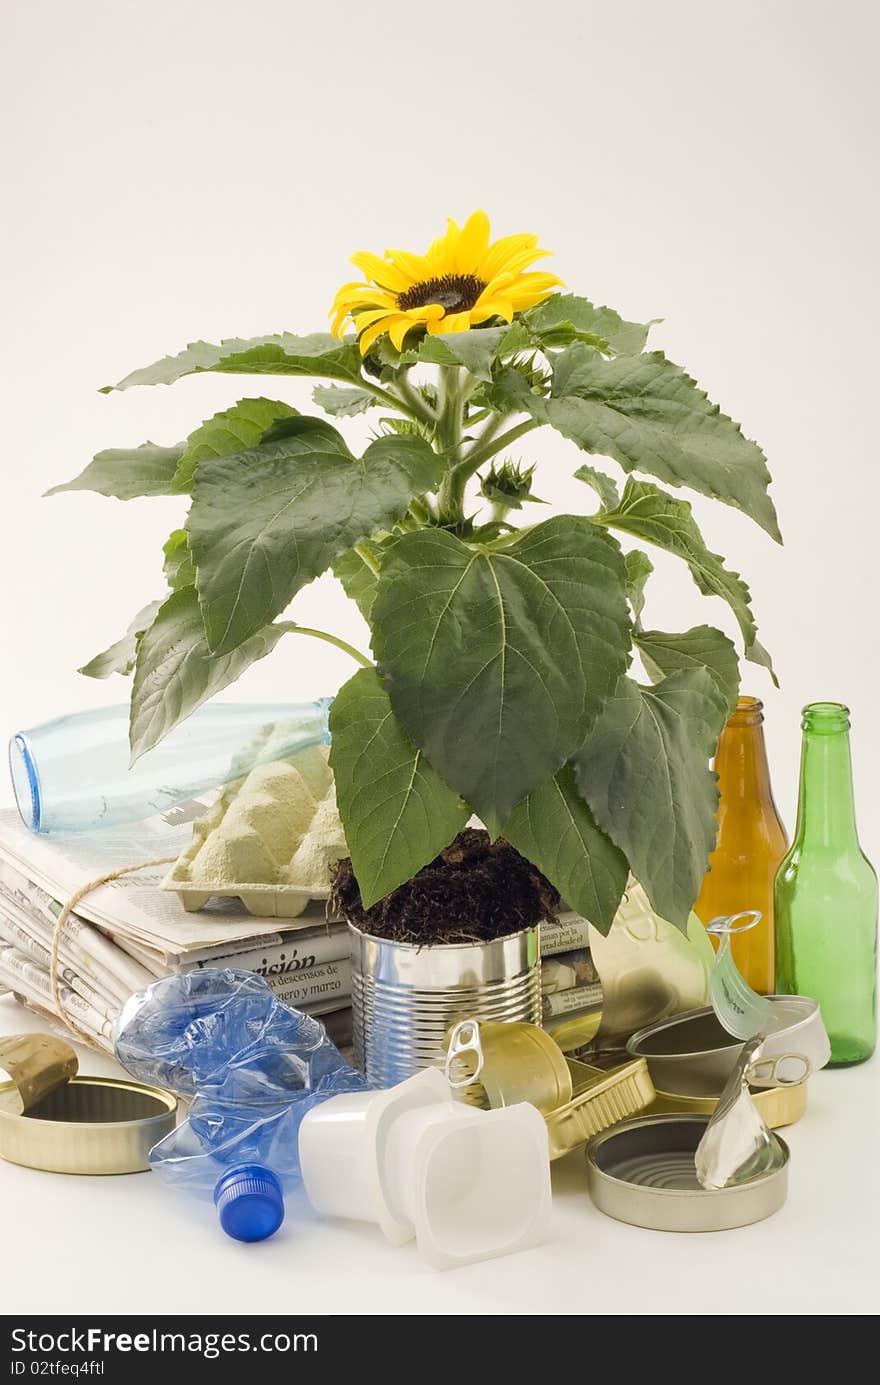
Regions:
[[775, 703, 877, 1066]]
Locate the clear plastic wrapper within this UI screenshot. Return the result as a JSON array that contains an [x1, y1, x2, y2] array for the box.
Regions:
[[114, 968, 368, 1203]]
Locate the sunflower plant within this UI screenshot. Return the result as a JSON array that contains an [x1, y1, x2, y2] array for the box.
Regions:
[[50, 211, 781, 933]]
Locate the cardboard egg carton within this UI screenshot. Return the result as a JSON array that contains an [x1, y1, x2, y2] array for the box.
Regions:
[[162, 746, 347, 917]]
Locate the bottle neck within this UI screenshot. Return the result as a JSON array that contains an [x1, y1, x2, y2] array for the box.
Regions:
[[794, 710, 859, 849], [714, 698, 778, 813]]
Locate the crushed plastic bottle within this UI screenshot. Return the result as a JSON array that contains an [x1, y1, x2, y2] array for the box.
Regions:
[[114, 968, 369, 1240]]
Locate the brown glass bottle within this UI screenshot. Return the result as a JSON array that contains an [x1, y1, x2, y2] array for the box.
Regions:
[[695, 696, 788, 993]]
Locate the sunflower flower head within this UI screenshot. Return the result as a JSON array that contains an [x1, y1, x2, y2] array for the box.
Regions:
[[330, 210, 562, 355]]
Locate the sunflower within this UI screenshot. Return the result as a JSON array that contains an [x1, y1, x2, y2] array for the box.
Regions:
[[330, 210, 562, 355]]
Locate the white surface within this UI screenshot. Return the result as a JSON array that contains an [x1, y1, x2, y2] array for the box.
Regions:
[[1, 995, 877, 1315]]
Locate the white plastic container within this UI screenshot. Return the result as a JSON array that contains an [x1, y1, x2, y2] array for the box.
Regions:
[[298, 1069, 551, 1270]]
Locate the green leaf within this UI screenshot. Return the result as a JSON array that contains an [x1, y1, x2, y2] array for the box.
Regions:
[[129, 587, 291, 760], [171, 397, 299, 493], [329, 667, 469, 908], [46, 443, 183, 500], [400, 324, 522, 381], [624, 550, 654, 621], [313, 385, 377, 418], [635, 626, 740, 718], [510, 346, 780, 541], [78, 600, 163, 679], [102, 333, 364, 393], [371, 516, 631, 827], [162, 530, 195, 591], [502, 764, 628, 933], [333, 540, 387, 623], [574, 462, 620, 511], [187, 420, 445, 654], [595, 478, 775, 679], [573, 670, 727, 927], [525, 294, 654, 355]]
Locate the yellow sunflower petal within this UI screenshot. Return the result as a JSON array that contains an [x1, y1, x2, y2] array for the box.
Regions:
[[477, 272, 516, 302], [505, 272, 564, 305], [427, 310, 473, 336], [332, 286, 397, 312], [351, 307, 397, 330], [358, 315, 401, 355], [425, 218, 461, 271], [385, 249, 433, 282], [349, 251, 410, 293], [477, 233, 539, 281], [470, 299, 514, 324], [389, 315, 422, 351], [454, 210, 491, 274]]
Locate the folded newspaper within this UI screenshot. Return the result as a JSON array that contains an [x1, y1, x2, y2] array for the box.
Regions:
[[0, 807, 352, 1054]]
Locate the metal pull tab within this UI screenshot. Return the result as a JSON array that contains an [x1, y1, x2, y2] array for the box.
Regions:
[[747, 1051, 812, 1088], [445, 1019, 484, 1089]]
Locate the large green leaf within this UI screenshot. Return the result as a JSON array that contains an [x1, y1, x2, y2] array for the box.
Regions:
[[371, 517, 631, 827], [46, 442, 183, 500], [572, 670, 726, 927], [102, 333, 364, 393], [162, 530, 195, 591], [171, 397, 299, 493], [624, 550, 653, 621], [400, 324, 523, 381], [502, 764, 628, 933], [525, 294, 654, 355], [574, 462, 620, 512], [129, 587, 291, 760], [187, 421, 444, 655], [78, 600, 163, 679], [595, 478, 775, 678], [313, 385, 376, 418], [329, 667, 469, 908], [499, 346, 780, 540], [333, 539, 388, 623], [635, 625, 740, 717]]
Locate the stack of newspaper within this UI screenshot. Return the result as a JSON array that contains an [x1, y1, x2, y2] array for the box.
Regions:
[[540, 910, 603, 1040], [0, 806, 352, 1055]]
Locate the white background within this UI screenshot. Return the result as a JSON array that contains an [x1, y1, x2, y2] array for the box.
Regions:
[[1, 0, 878, 1316]]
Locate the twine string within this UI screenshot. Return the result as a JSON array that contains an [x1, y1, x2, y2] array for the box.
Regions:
[[49, 856, 176, 1047]]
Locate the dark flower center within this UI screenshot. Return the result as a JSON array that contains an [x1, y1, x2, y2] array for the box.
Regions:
[[397, 273, 485, 314]]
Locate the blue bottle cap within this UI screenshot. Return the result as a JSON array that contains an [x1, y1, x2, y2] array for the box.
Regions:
[[213, 1164, 285, 1243]]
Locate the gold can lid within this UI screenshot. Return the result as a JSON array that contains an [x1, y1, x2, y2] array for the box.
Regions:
[[0, 1033, 78, 1115]]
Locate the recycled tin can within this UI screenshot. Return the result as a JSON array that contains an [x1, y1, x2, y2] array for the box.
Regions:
[[350, 924, 541, 1087], [545, 1058, 656, 1160], [0, 1075, 177, 1175], [649, 1079, 807, 1128], [585, 1114, 789, 1232], [626, 1007, 747, 1095]]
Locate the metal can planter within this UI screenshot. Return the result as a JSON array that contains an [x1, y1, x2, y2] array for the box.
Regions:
[[349, 923, 541, 1087]]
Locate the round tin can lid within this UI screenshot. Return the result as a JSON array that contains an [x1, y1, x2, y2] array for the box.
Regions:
[[585, 1114, 789, 1233], [0, 1073, 177, 1175]]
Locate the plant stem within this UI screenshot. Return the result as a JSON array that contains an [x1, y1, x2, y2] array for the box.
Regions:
[[465, 417, 541, 471], [392, 374, 437, 425], [283, 624, 373, 668], [435, 368, 468, 525], [358, 378, 427, 425], [354, 542, 381, 575]]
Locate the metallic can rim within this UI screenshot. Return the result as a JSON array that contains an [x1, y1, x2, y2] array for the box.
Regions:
[[585, 1114, 789, 1232], [0, 1075, 178, 1175]]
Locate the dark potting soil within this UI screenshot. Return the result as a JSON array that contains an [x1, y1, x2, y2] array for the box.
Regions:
[[330, 828, 560, 945]]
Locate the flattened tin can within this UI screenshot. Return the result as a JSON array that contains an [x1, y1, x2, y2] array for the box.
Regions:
[[585, 1114, 789, 1232]]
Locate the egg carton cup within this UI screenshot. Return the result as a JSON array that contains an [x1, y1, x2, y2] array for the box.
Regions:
[[161, 747, 344, 918]]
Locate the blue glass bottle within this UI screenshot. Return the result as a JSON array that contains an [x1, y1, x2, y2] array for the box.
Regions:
[[10, 699, 332, 833]]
